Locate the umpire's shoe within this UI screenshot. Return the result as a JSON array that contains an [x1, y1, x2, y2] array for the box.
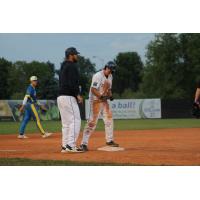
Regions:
[[106, 140, 119, 147], [79, 144, 89, 152], [61, 145, 84, 153]]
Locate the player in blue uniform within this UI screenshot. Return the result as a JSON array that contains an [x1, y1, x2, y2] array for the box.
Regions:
[[18, 76, 53, 139]]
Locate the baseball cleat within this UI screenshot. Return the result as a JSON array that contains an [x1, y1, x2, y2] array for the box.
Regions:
[[61, 145, 84, 153], [106, 140, 119, 147], [18, 135, 29, 139], [79, 144, 89, 152], [42, 132, 53, 138]]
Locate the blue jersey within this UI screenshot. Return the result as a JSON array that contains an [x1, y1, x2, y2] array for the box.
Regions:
[[25, 85, 37, 104]]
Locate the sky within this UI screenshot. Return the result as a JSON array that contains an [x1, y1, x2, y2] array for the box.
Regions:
[[0, 33, 155, 69]]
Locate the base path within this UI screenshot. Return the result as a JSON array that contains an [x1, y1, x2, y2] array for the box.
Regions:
[[1, 128, 200, 165]]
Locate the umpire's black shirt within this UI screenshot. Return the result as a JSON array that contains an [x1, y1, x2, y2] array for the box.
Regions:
[[58, 60, 80, 97]]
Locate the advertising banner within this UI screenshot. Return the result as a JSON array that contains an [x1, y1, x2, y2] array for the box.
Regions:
[[0, 100, 60, 121], [85, 99, 161, 119]]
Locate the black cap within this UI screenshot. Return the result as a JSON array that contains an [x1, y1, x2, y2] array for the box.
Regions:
[[65, 47, 80, 57], [105, 61, 117, 73]]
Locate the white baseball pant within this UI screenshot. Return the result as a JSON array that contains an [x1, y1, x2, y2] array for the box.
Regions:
[[57, 96, 81, 148], [81, 100, 114, 145]]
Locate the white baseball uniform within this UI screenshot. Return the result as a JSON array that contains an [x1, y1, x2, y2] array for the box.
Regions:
[[81, 70, 114, 145]]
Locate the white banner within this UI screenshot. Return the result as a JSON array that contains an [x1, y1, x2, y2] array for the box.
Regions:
[[85, 99, 161, 119]]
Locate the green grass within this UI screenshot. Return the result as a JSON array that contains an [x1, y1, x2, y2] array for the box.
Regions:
[[0, 157, 186, 166], [1, 119, 200, 135], [0, 157, 135, 166]]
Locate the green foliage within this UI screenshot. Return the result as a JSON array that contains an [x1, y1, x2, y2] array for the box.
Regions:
[[3, 33, 200, 101], [77, 56, 96, 96], [140, 33, 200, 99], [10, 92, 25, 100], [0, 56, 95, 100], [113, 52, 144, 95], [11, 61, 58, 99], [120, 88, 135, 98], [0, 58, 12, 99]]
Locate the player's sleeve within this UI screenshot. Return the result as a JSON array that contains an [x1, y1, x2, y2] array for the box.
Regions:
[[91, 74, 101, 89], [22, 87, 31, 105]]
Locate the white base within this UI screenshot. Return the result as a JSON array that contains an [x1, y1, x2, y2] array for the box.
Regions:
[[97, 146, 125, 152]]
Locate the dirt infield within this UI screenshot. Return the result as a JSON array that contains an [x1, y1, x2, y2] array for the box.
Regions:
[[1, 128, 200, 165]]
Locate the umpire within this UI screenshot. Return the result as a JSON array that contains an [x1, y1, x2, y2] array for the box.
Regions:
[[57, 47, 84, 153]]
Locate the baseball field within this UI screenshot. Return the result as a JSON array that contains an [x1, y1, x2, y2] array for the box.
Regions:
[[1, 118, 200, 166]]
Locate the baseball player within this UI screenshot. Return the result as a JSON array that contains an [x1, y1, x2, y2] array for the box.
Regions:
[[57, 47, 84, 153], [80, 61, 119, 151], [18, 76, 53, 139]]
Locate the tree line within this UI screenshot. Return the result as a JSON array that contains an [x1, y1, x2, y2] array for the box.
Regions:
[[0, 33, 200, 100]]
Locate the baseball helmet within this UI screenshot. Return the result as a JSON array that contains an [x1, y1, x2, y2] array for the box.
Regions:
[[65, 47, 80, 57], [30, 76, 38, 81], [105, 61, 117, 73]]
